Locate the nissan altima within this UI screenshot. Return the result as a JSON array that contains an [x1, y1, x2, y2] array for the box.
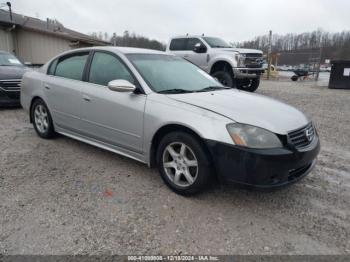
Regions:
[[20, 47, 320, 195]]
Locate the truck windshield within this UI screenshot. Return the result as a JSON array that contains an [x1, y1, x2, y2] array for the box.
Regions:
[[0, 53, 23, 67], [127, 54, 224, 93], [203, 37, 232, 48]]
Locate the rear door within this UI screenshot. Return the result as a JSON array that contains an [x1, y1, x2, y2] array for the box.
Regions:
[[168, 38, 189, 59], [80, 51, 146, 155], [44, 52, 89, 131]]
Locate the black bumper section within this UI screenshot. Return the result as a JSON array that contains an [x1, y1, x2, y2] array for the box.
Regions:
[[0, 90, 21, 107], [205, 136, 320, 188]]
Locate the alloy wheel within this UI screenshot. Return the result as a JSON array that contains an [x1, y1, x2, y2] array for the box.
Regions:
[[34, 104, 49, 134], [162, 142, 199, 187]]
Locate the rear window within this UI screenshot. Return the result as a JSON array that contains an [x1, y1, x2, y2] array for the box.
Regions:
[[169, 38, 186, 51], [54, 52, 89, 81]]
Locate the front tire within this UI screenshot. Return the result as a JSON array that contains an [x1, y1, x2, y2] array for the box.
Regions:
[[31, 99, 56, 139], [156, 132, 213, 195], [236, 78, 260, 92]]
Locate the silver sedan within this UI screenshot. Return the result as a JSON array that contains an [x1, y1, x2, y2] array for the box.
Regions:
[[21, 47, 320, 195]]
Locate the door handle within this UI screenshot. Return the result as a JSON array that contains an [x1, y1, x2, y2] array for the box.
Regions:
[[83, 95, 91, 102], [184, 55, 189, 58], [44, 85, 50, 90]]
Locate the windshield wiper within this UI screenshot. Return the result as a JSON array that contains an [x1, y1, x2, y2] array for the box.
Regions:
[[196, 86, 229, 92], [158, 88, 194, 94]]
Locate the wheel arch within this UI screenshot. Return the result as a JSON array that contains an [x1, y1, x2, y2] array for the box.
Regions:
[[209, 58, 233, 74], [149, 124, 212, 168], [29, 96, 45, 123]]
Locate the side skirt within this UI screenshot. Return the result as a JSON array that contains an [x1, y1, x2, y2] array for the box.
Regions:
[[56, 127, 148, 165]]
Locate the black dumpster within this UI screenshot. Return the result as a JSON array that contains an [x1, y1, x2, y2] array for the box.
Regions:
[[329, 60, 350, 89]]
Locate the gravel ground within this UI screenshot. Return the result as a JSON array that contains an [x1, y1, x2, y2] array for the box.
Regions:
[[0, 80, 349, 255]]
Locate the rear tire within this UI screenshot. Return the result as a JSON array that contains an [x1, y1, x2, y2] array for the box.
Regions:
[[237, 78, 260, 92], [31, 99, 56, 139], [156, 132, 213, 195]]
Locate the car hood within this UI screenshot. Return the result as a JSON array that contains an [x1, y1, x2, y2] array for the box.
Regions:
[[0, 66, 29, 80], [215, 48, 263, 54], [168, 89, 309, 134]]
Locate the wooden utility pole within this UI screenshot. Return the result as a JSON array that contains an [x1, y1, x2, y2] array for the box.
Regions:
[[315, 34, 323, 81], [267, 30, 272, 80]]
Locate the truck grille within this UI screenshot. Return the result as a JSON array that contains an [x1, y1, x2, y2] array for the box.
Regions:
[[288, 123, 315, 149], [244, 53, 264, 68]]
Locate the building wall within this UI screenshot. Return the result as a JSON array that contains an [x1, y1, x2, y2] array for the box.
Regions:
[[15, 29, 73, 64], [0, 26, 15, 52]]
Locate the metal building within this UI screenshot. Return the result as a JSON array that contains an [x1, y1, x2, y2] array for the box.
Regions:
[[0, 10, 109, 65]]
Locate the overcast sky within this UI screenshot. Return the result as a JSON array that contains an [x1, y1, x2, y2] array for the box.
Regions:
[[9, 0, 350, 43]]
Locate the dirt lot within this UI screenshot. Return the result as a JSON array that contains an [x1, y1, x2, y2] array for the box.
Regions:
[[0, 80, 349, 255]]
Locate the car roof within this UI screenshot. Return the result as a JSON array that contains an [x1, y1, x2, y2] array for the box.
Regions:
[[42, 46, 173, 71], [63, 46, 167, 55]]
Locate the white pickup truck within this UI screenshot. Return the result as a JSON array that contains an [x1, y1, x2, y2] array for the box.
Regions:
[[166, 35, 264, 92]]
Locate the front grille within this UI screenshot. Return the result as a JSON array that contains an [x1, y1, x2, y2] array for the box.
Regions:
[[0, 79, 22, 91], [244, 53, 264, 68], [288, 123, 315, 149]]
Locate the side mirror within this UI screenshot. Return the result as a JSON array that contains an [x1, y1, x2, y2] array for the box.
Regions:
[[193, 43, 207, 53], [107, 79, 136, 92]]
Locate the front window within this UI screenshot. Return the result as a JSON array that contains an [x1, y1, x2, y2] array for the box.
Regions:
[[127, 54, 223, 93], [202, 37, 232, 48], [0, 53, 23, 67], [88, 52, 135, 86], [187, 38, 205, 50]]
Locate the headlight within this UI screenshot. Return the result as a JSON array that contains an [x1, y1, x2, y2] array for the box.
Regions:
[[234, 53, 245, 67], [226, 123, 282, 149]]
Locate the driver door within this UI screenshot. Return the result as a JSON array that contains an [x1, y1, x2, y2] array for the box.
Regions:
[[186, 38, 209, 72], [80, 51, 146, 156]]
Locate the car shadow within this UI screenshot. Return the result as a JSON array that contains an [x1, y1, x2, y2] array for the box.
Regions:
[[53, 132, 312, 214]]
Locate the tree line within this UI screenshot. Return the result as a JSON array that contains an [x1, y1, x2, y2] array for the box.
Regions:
[[89, 31, 166, 51], [89, 29, 350, 64], [234, 30, 350, 64]]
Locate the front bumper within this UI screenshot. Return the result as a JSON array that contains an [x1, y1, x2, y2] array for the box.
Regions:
[[205, 135, 320, 188], [233, 68, 265, 79], [0, 89, 21, 107]]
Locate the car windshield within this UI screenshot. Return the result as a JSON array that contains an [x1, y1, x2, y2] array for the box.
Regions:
[[203, 37, 232, 48], [127, 54, 225, 93], [0, 53, 23, 67]]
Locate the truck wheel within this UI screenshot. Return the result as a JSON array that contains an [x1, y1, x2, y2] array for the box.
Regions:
[[212, 70, 235, 88], [237, 78, 260, 92], [291, 75, 298, 81]]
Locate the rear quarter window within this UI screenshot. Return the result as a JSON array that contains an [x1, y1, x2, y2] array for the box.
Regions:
[[47, 59, 58, 75]]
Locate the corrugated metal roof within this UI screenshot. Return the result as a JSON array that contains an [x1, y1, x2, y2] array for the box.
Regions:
[[0, 10, 109, 46]]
